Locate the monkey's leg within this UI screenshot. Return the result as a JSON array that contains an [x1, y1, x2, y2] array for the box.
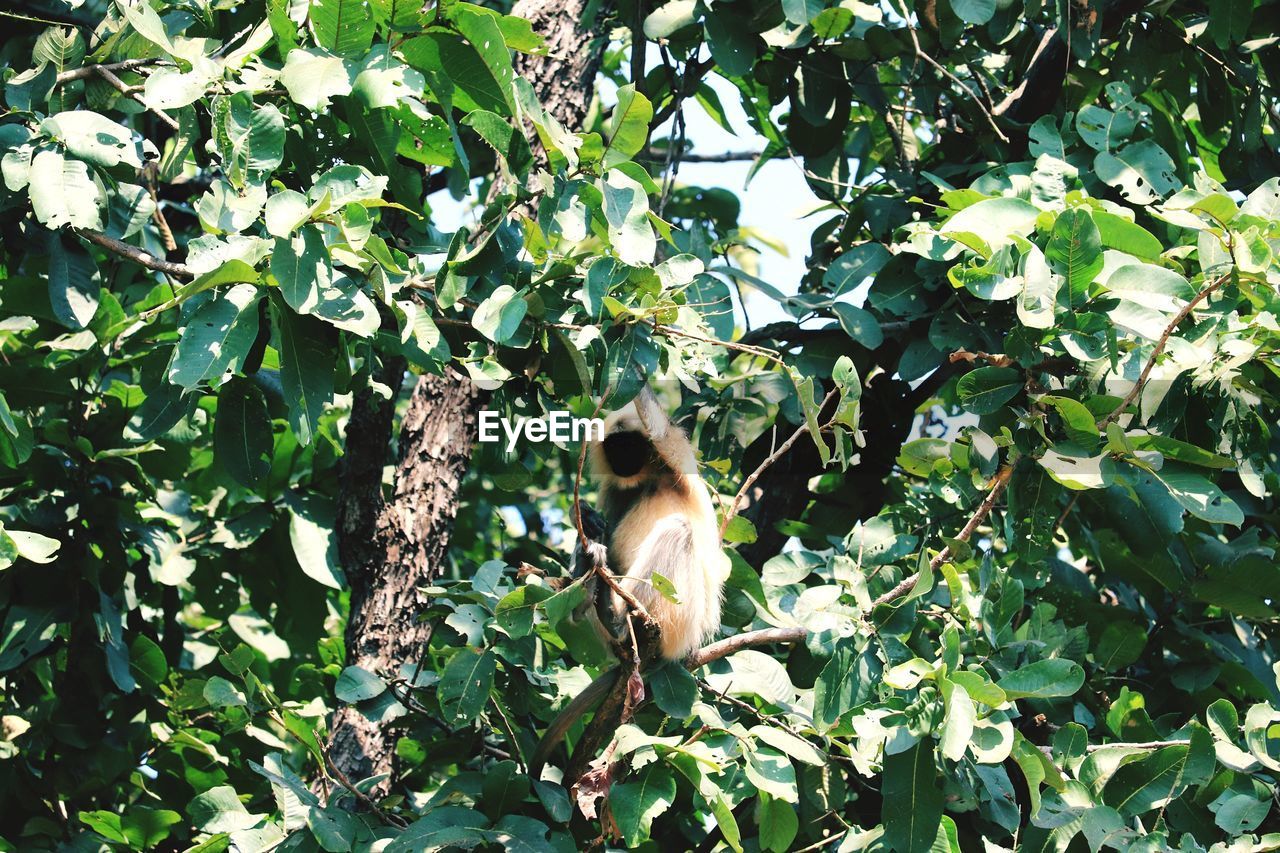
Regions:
[[616, 515, 698, 660]]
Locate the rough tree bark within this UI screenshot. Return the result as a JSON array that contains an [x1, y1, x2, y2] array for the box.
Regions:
[[330, 368, 484, 786], [328, 0, 614, 791]]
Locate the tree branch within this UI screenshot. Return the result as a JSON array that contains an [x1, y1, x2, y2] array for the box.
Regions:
[[684, 627, 807, 670], [869, 463, 1015, 609], [650, 57, 716, 129], [93, 64, 179, 131], [77, 229, 193, 278], [1097, 273, 1229, 429], [892, 0, 1008, 142], [719, 389, 838, 540], [644, 148, 763, 163], [56, 58, 164, 84]]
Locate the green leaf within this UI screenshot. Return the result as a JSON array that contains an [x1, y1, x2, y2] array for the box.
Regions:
[[214, 377, 273, 487], [1093, 211, 1163, 260], [744, 745, 798, 802], [611, 764, 677, 847], [121, 806, 182, 850], [287, 493, 345, 589], [203, 675, 247, 707], [1102, 743, 1198, 817], [603, 85, 653, 169], [1039, 396, 1100, 445], [335, 665, 386, 702], [957, 366, 1022, 415], [310, 0, 376, 55], [1076, 86, 1139, 151], [438, 648, 496, 726], [41, 111, 141, 169], [941, 197, 1039, 251], [704, 10, 757, 78], [273, 227, 332, 314], [950, 0, 995, 25], [813, 642, 875, 732], [1207, 0, 1251, 49], [1018, 244, 1058, 329], [29, 149, 101, 229], [220, 98, 286, 182], [832, 303, 884, 349], [881, 741, 943, 853], [1094, 141, 1180, 204], [189, 786, 262, 833], [758, 793, 799, 852], [105, 182, 156, 239], [385, 807, 492, 853], [125, 383, 193, 441], [47, 234, 100, 329], [168, 284, 262, 388], [1095, 621, 1147, 671], [277, 308, 335, 447], [403, 28, 512, 114], [825, 243, 891, 295], [997, 658, 1085, 700], [2, 528, 57, 568], [494, 584, 552, 639], [1045, 209, 1103, 305], [80, 811, 128, 844], [722, 514, 757, 544], [1146, 465, 1244, 526], [940, 683, 976, 761], [472, 285, 528, 344], [644, 0, 698, 39], [308, 806, 359, 852], [280, 49, 356, 112], [649, 659, 697, 718], [0, 606, 57, 671], [602, 168, 656, 266]]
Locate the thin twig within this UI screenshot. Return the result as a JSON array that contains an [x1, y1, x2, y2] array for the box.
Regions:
[[94, 65, 179, 130], [488, 697, 527, 772], [56, 59, 164, 84], [595, 564, 657, 628], [718, 389, 839, 540], [892, 0, 1009, 142], [651, 56, 716, 129], [1037, 739, 1190, 758], [644, 148, 763, 163], [869, 464, 1015, 609], [1097, 273, 1230, 429], [322, 751, 409, 827], [77, 228, 193, 278]]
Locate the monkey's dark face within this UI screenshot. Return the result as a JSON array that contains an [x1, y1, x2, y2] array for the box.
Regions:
[[602, 430, 652, 478]]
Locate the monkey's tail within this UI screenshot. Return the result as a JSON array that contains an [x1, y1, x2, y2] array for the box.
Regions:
[[527, 667, 619, 781]]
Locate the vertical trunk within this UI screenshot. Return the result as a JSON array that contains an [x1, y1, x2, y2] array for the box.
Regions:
[[512, 0, 614, 129], [329, 0, 613, 790], [330, 369, 484, 786]]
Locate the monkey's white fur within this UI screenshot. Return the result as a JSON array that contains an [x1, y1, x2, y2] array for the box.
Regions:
[[590, 391, 729, 659]]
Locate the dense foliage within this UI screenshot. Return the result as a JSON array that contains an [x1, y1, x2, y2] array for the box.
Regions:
[[3, 0, 1280, 849]]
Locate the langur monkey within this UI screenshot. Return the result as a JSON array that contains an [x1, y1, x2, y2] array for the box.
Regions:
[[528, 388, 729, 777]]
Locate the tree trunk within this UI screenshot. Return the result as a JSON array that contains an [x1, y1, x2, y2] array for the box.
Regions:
[[512, 0, 614, 129], [328, 0, 613, 790], [330, 369, 484, 787]]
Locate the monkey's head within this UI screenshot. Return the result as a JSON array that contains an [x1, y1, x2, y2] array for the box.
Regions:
[[591, 392, 696, 489]]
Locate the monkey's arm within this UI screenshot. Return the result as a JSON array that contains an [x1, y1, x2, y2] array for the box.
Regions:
[[527, 667, 619, 780]]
